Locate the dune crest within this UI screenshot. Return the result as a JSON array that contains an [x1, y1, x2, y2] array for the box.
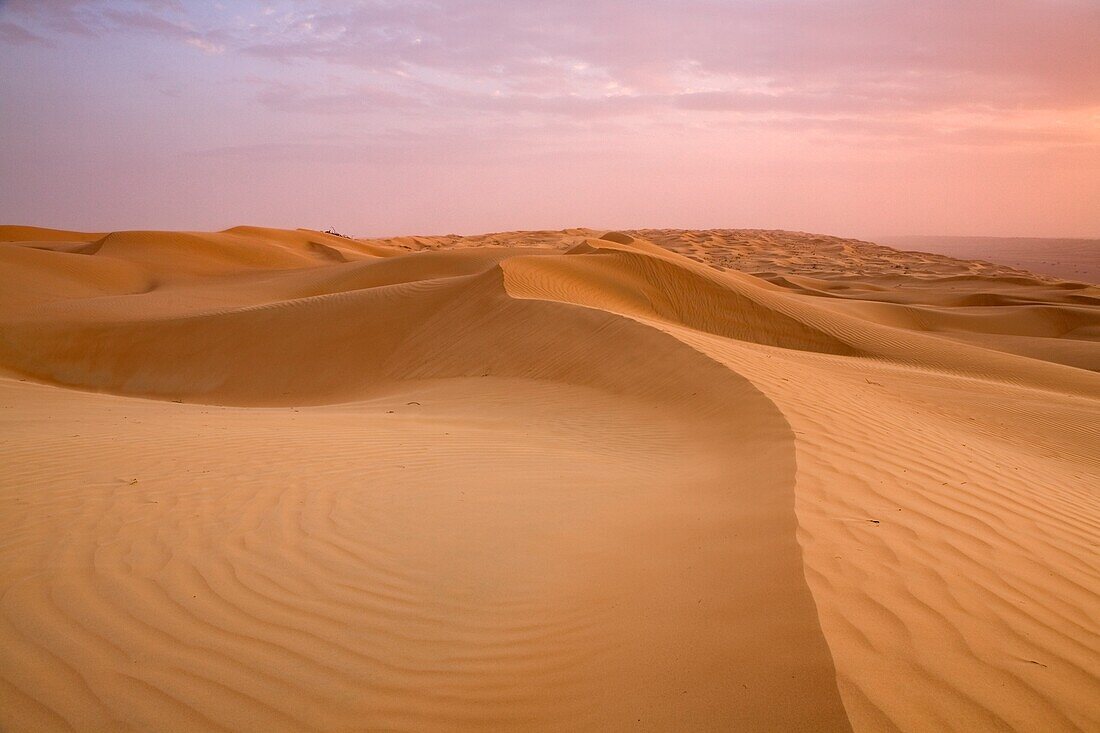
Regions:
[[1, 226, 1097, 731]]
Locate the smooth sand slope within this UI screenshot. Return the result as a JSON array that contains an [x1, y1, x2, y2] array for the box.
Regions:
[[0, 226, 1097, 731]]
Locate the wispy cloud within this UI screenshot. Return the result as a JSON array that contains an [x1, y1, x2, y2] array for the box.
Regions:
[[7, 0, 1099, 115], [1, 0, 1098, 235], [0, 20, 49, 45]]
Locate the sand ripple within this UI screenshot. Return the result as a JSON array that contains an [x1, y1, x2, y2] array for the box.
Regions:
[[1, 225, 1097, 731]]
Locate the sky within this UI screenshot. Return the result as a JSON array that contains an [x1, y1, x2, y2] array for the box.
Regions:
[[1, 0, 1098, 238]]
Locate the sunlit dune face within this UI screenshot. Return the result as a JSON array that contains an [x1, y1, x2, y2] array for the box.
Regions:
[[0, 0, 1098, 235]]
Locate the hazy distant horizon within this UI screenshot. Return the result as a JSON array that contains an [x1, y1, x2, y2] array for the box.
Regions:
[[3, 219, 1099, 245], [13, 216, 1098, 282], [873, 234, 1099, 282]]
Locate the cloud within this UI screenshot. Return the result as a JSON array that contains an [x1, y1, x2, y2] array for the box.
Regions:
[[0, 20, 49, 45], [5, 1, 1098, 119], [0, 0, 229, 53], [185, 35, 223, 55], [229, 1, 1100, 112], [4, 1, 1096, 170], [0, 0, 102, 36]]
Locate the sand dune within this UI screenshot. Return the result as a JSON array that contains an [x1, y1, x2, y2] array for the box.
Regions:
[[873, 236, 1100, 284], [0, 226, 1097, 731]]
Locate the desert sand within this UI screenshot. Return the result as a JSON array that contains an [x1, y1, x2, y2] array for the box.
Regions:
[[874, 236, 1099, 284], [0, 225, 1097, 732]]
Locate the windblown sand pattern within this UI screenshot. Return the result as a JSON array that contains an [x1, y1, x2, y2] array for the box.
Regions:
[[1, 226, 1097, 731]]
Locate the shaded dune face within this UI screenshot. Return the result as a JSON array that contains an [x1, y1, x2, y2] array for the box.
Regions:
[[0, 227, 851, 730], [0, 232, 863, 405], [1, 226, 1098, 731]]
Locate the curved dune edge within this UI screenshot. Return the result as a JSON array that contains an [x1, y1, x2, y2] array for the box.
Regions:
[[0, 227, 856, 730], [1, 225, 1098, 731]]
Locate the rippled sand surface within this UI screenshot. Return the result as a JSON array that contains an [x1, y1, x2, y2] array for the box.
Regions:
[[1, 225, 1097, 731]]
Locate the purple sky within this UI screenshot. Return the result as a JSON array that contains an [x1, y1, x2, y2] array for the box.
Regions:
[[1, 0, 1098, 237]]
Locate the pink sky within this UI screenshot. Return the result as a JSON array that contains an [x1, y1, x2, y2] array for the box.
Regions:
[[1, 0, 1098, 238]]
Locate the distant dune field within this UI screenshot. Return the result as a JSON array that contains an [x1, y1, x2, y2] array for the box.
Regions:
[[874, 235, 1099, 284], [1, 226, 1097, 731]]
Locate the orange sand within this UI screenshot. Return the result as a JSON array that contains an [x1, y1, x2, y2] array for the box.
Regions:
[[1, 226, 1097, 731]]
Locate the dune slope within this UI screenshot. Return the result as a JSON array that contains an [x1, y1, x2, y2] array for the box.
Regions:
[[0, 225, 1097, 731]]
